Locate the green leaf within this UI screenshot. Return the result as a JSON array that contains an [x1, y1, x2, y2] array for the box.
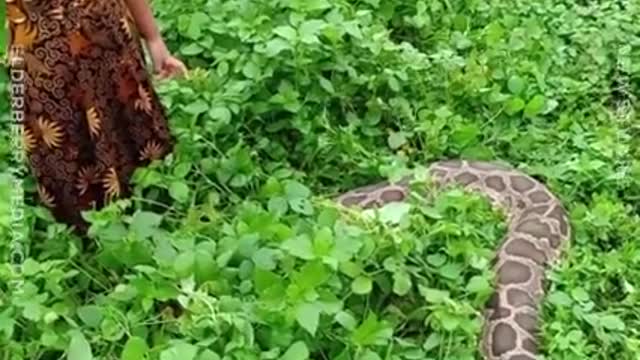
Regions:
[[282, 235, 314, 260], [392, 271, 411, 296], [466, 275, 490, 294], [318, 76, 335, 94], [173, 163, 192, 178], [268, 197, 289, 215], [387, 131, 406, 149], [285, 181, 311, 199], [295, 302, 321, 335], [439, 263, 461, 279], [208, 106, 231, 124], [378, 202, 411, 224], [313, 227, 334, 257], [351, 314, 393, 347], [181, 43, 203, 56], [570, 288, 590, 302], [195, 249, 218, 282], [423, 333, 441, 351], [197, 350, 220, 360], [252, 248, 278, 270], [174, 251, 195, 278], [505, 97, 525, 115], [439, 313, 461, 331], [274, 26, 297, 41], [130, 211, 163, 239], [524, 95, 545, 117], [335, 311, 357, 330], [121, 337, 148, 360], [426, 254, 446, 267], [352, 276, 372, 295], [242, 61, 261, 79], [169, 181, 190, 203], [299, 20, 326, 44], [419, 286, 449, 303], [264, 38, 291, 57], [186, 12, 210, 39], [183, 100, 209, 115], [77, 305, 103, 328], [450, 124, 480, 147], [357, 350, 382, 360], [159, 342, 198, 360], [507, 75, 525, 94], [279, 341, 309, 360], [600, 314, 625, 331], [290, 198, 314, 215], [68, 331, 93, 360]]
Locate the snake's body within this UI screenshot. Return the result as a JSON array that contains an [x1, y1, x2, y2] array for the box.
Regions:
[[335, 160, 571, 360]]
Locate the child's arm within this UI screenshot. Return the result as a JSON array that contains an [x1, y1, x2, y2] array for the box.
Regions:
[[123, 0, 186, 77], [123, 0, 162, 42]]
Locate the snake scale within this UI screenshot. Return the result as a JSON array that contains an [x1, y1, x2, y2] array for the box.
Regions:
[[335, 160, 571, 360]]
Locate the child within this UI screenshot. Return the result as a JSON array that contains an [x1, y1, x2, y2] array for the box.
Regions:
[[6, 0, 186, 234]]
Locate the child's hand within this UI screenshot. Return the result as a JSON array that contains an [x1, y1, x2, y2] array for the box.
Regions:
[[147, 37, 187, 79], [158, 55, 187, 79]]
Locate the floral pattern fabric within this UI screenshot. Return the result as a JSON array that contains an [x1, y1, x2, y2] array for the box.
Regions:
[[6, 0, 174, 233]]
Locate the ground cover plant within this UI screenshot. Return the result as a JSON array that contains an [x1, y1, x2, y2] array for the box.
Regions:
[[0, 0, 639, 359]]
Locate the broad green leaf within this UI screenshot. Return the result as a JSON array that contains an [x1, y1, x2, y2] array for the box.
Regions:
[[378, 202, 411, 224], [173, 251, 195, 278], [282, 235, 314, 260], [159, 342, 198, 360], [295, 302, 321, 335], [121, 337, 148, 360], [351, 276, 372, 295], [357, 350, 382, 360], [130, 211, 163, 239], [466, 275, 490, 294], [524, 95, 545, 117], [173, 163, 192, 178], [335, 311, 357, 330], [183, 100, 208, 115], [197, 350, 220, 360], [505, 97, 525, 115], [252, 248, 278, 270], [419, 286, 450, 304], [68, 331, 93, 360], [264, 38, 290, 57], [351, 314, 393, 347], [570, 288, 590, 302], [507, 75, 525, 94], [274, 26, 297, 41], [195, 249, 218, 282], [285, 181, 311, 199], [600, 314, 625, 331], [169, 181, 190, 203], [290, 198, 314, 215], [208, 106, 231, 124], [387, 131, 406, 149], [77, 305, 103, 328], [318, 76, 334, 94], [279, 341, 309, 360], [450, 124, 480, 147], [186, 12, 210, 39], [392, 271, 411, 296], [181, 43, 203, 56], [299, 20, 326, 44], [242, 61, 261, 79]]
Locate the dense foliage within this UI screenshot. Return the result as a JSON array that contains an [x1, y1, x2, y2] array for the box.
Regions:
[[1, 0, 639, 359]]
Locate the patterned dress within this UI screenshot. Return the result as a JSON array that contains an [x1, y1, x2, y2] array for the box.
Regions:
[[6, 0, 174, 234]]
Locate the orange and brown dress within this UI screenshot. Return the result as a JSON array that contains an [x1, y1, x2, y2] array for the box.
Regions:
[[6, 0, 174, 233]]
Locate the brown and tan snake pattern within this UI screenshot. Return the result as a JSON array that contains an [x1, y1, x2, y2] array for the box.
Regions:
[[335, 160, 571, 360]]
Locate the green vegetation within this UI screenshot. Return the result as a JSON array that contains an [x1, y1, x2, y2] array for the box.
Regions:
[[1, 0, 639, 359]]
